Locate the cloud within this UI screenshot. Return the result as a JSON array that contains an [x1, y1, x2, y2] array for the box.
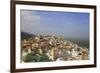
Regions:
[[21, 10, 41, 33]]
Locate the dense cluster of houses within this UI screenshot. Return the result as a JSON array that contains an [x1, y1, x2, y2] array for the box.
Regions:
[[21, 34, 89, 62]]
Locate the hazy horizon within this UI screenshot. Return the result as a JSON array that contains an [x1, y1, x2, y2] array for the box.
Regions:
[[21, 9, 89, 40]]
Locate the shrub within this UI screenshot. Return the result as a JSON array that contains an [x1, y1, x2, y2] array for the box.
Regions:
[[24, 52, 51, 62]]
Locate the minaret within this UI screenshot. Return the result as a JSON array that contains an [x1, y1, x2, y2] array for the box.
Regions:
[[51, 49, 54, 61]]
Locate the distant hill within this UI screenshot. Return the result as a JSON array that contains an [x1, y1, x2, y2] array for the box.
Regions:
[[21, 32, 34, 40], [64, 38, 89, 49]]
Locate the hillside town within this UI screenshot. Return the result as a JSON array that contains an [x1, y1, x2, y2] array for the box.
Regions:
[[21, 34, 89, 62]]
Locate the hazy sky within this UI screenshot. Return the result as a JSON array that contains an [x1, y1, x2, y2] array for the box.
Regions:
[[21, 9, 89, 39]]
